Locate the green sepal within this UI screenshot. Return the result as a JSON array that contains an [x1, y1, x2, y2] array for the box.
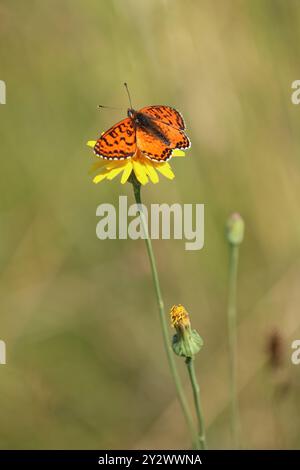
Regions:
[[172, 328, 203, 358]]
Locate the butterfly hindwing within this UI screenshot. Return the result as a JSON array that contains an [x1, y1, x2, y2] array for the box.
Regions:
[[136, 119, 190, 162]]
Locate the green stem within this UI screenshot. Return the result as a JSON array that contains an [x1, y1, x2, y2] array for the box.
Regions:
[[227, 244, 240, 448], [185, 357, 207, 449], [131, 176, 199, 449]]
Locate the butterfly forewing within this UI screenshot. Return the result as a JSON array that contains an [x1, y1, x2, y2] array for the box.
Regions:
[[139, 105, 186, 130], [94, 118, 136, 160]]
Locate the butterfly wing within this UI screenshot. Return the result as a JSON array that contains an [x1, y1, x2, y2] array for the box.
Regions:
[[139, 105, 186, 130], [94, 118, 136, 160], [137, 119, 190, 162]]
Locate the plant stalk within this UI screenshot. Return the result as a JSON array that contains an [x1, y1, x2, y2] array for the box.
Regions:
[[185, 357, 207, 449], [131, 177, 199, 449], [227, 244, 240, 448]]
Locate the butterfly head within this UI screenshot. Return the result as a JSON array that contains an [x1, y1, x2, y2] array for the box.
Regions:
[[128, 108, 144, 126], [127, 108, 136, 120], [128, 108, 146, 127]]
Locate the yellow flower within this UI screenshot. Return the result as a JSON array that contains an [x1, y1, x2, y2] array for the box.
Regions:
[[170, 304, 191, 330], [87, 141, 186, 185]]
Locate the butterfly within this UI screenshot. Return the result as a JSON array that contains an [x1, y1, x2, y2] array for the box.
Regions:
[[94, 104, 191, 163]]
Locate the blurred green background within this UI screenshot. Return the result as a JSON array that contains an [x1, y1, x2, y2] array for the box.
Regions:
[[1, 0, 300, 449]]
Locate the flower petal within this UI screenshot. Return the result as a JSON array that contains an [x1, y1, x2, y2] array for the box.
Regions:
[[89, 159, 122, 175], [172, 149, 186, 157], [121, 161, 133, 184], [93, 172, 109, 183], [133, 160, 149, 185], [87, 140, 97, 148], [144, 161, 159, 184], [105, 160, 128, 170], [89, 159, 108, 174], [106, 166, 125, 181], [156, 162, 175, 180]]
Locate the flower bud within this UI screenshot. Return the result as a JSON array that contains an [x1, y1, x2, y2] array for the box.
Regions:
[[170, 305, 203, 358], [226, 213, 245, 245]]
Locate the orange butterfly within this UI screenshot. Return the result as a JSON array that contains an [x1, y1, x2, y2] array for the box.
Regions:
[[94, 86, 190, 163]]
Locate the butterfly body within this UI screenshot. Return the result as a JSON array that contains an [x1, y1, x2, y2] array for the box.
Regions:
[[128, 108, 172, 146], [94, 105, 190, 162]]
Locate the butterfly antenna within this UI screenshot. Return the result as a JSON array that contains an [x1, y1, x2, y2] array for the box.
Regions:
[[124, 82, 133, 109], [98, 105, 123, 110]]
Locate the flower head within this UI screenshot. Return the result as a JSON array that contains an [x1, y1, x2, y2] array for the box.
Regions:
[[170, 304, 203, 358], [170, 304, 191, 330], [87, 141, 186, 185]]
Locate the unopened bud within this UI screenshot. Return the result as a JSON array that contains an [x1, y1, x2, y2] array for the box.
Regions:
[[170, 305, 203, 358], [226, 213, 245, 245]]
